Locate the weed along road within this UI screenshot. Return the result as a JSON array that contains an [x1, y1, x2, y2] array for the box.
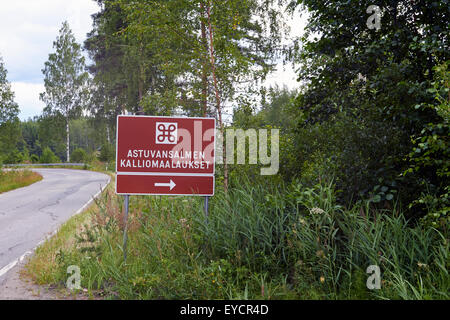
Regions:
[[0, 169, 110, 281]]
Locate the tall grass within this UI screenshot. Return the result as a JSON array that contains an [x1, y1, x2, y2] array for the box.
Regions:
[[0, 169, 43, 193], [26, 174, 449, 300]]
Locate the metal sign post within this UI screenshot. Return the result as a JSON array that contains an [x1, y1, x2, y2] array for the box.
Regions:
[[204, 196, 209, 224], [123, 194, 130, 262]]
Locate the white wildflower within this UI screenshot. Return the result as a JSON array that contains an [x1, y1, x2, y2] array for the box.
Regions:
[[310, 207, 325, 215]]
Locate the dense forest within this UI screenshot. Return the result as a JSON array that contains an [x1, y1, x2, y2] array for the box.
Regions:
[[1, 0, 449, 299]]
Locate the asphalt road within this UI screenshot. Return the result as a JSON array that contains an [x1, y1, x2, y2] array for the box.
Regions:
[[0, 169, 110, 280]]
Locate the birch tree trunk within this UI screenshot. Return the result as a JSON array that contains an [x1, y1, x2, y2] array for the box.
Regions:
[[106, 125, 110, 144], [200, 1, 209, 117], [66, 117, 70, 162], [205, 1, 228, 192]]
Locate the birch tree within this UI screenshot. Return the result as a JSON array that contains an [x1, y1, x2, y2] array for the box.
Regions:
[[40, 21, 89, 162], [116, 0, 288, 190]]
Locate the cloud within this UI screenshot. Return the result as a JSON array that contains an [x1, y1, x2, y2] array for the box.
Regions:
[[0, 0, 99, 119], [0, 0, 99, 80], [262, 7, 307, 90], [10, 82, 45, 121], [264, 64, 299, 90], [1, 1, 307, 120]]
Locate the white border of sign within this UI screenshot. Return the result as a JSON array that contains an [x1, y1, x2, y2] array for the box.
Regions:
[[115, 115, 216, 196], [115, 175, 216, 197]]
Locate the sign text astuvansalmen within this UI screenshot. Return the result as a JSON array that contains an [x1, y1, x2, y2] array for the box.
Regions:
[[119, 149, 212, 170]]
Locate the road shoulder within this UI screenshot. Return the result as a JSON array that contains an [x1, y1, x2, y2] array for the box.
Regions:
[[0, 257, 64, 300]]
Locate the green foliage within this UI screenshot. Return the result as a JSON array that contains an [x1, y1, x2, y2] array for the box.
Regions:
[[36, 114, 66, 158], [416, 188, 449, 232], [98, 143, 115, 162], [40, 21, 90, 119], [85, 0, 289, 119], [16, 115, 111, 166], [140, 89, 179, 116], [404, 61, 449, 228], [233, 86, 298, 130], [201, 179, 448, 300], [3, 148, 25, 164], [40, 147, 60, 164], [20, 118, 41, 157], [71, 148, 87, 163], [30, 154, 39, 163], [288, 0, 449, 214], [28, 175, 449, 300], [84, 0, 144, 119], [285, 110, 405, 206], [0, 55, 21, 163], [20, 116, 110, 164], [69, 118, 107, 154], [21, 0, 449, 302], [40, 21, 90, 162]]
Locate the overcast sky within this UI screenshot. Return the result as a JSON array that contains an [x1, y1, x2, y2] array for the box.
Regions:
[[0, 0, 306, 121]]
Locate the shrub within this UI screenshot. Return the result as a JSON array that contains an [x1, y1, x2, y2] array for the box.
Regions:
[[99, 143, 115, 162], [289, 112, 406, 207], [405, 61, 449, 226], [3, 149, 24, 164], [71, 148, 87, 163], [26, 174, 449, 300], [40, 147, 60, 163]]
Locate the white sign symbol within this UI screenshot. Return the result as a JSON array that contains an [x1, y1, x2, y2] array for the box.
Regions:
[[154, 179, 176, 191], [156, 122, 178, 144]]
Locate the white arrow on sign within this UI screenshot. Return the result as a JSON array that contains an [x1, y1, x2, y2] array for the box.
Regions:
[[154, 179, 176, 191]]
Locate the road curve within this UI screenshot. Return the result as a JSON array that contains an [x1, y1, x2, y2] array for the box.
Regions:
[[0, 169, 110, 279]]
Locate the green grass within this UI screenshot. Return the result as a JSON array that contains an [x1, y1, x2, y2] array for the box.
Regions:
[[24, 174, 449, 300], [0, 169, 43, 194]]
